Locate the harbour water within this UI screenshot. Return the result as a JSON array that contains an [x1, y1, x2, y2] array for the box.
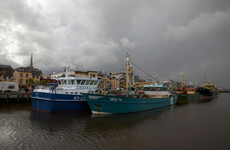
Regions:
[[0, 94, 230, 150]]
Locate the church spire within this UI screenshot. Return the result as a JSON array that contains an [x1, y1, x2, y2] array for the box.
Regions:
[[29, 53, 33, 69]]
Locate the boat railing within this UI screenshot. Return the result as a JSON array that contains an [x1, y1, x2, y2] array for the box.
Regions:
[[33, 83, 58, 94]]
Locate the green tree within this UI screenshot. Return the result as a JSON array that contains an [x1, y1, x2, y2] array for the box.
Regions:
[[28, 78, 34, 86], [38, 80, 46, 85]]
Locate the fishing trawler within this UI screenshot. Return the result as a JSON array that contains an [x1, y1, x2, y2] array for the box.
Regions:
[[83, 54, 177, 114], [196, 74, 218, 98], [31, 70, 99, 112]]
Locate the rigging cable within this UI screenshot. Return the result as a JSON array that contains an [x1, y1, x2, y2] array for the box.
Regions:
[[132, 63, 156, 81]]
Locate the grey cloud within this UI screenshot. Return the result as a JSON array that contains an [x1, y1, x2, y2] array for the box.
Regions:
[[0, 0, 230, 88]]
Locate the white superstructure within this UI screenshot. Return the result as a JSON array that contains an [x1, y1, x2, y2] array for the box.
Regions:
[[143, 84, 171, 97], [34, 70, 100, 94]]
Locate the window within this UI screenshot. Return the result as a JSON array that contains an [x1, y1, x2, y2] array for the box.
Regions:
[[71, 80, 75, 85], [8, 85, 15, 89], [58, 80, 61, 85], [26, 74, 28, 78], [90, 80, 95, 85], [20, 73, 23, 77], [26, 80, 28, 84], [81, 80, 86, 85], [20, 79, 23, 84], [77, 80, 81, 85], [94, 80, 98, 85], [85, 80, 90, 85], [64, 80, 67, 84]]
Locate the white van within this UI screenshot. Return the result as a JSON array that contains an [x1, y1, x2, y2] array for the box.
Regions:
[[0, 82, 19, 93]]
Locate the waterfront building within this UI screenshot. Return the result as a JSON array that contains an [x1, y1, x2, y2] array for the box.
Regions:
[[13, 54, 42, 87], [111, 79, 120, 90], [0, 64, 13, 81], [51, 72, 64, 79], [42, 74, 51, 79], [51, 70, 98, 79]]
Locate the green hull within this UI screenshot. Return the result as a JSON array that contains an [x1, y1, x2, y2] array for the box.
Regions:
[[176, 94, 200, 105], [83, 94, 177, 114]]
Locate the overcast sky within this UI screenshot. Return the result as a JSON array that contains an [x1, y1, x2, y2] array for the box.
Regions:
[[0, 0, 230, 88]]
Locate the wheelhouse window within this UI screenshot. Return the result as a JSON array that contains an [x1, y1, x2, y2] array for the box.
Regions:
[[94, 80, 99, 85], [156, 88, 161, 91], [143, 87, 149, 91], [77, 80, 81, 85], [58, 80, 61, 85], [8, 85, 15, 89], [71, 80, 75, 85], [90, 80, 95, 85], [64, 80, 67, 84], [81, 80, 86, 85], [85, 80, 90, 85]]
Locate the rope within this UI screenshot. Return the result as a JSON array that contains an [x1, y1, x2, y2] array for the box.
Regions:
[[132, 63, 156, 80]]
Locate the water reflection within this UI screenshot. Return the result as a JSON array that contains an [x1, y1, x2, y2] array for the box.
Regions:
[[1, 94, 229, 150], [85, 106, 172, 132], [29, 110, 91, 131], [176, 94, 216, 106]]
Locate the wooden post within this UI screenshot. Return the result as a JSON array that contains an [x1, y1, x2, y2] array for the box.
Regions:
[[17, 93, 19, 102], [6, 93, 8, 102]]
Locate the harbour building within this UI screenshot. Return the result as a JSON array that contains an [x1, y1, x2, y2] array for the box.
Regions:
[[13, 54, 42, 88]]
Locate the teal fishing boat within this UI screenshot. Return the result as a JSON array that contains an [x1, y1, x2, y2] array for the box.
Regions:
[[83, 93, 177, 114], [84, 54, 177, 114]]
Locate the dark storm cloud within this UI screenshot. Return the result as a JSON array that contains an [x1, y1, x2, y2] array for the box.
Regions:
[[0, 0, 230, 88]]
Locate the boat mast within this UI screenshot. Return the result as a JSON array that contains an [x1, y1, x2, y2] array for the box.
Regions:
[[126, 54, 130, 97], [130, 62, 132, 86], [204, 74, 207, 84], [169, 79, 171, 90]]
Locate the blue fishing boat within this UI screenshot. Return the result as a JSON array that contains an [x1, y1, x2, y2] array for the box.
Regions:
[[31, 70, 99, 112], [84, 54, 177, 114]]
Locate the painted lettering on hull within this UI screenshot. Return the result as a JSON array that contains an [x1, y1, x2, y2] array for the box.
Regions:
[[109, 97, 122, 102]]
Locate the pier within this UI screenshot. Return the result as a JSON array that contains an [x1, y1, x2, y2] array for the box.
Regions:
[[0, 92, 31, 103]]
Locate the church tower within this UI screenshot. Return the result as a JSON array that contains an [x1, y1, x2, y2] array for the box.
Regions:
[[29, 53, 33, 69]]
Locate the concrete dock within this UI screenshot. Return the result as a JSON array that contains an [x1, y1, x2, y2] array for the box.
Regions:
[[0, 92, 31, 103]]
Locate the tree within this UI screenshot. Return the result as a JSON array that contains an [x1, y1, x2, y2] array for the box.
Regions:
[[28, 78, 34, 86], [38, 80, 46, 85]]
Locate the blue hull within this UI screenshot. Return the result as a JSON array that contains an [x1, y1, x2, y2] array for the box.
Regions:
[[83, 94, 177, 114], [31, 92, 90, 112]]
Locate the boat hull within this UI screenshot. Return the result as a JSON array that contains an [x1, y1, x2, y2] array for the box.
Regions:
[[31, 92, 90, 112], [83, 94, 177, 114]]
